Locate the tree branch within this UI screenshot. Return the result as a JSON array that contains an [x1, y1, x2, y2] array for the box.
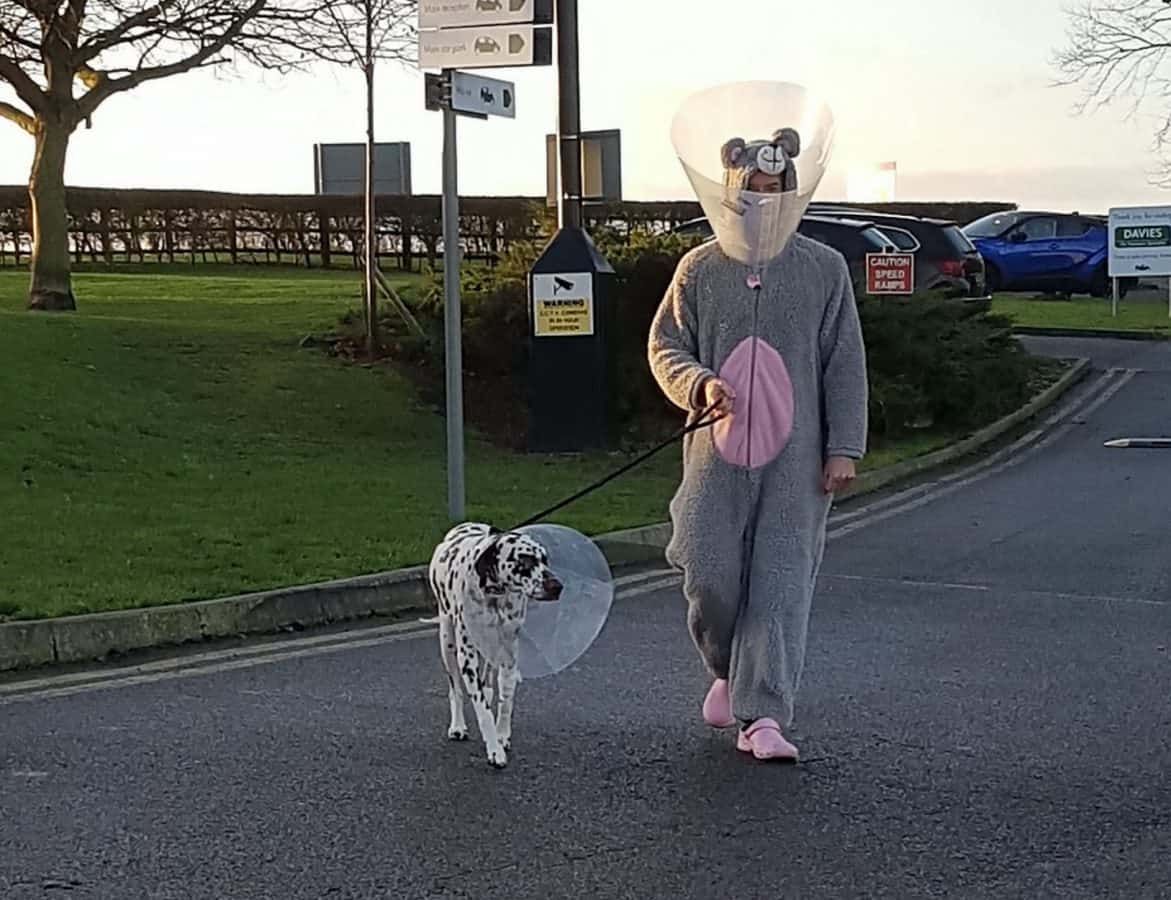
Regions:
[[0, 51, 47, 112], [0, 97, 36, 133], [1053, 0, 1171, 184], [75, 0, 179, 63], [75, 0, 265, 119]]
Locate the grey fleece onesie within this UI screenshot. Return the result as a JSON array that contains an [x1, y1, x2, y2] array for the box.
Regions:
[[647, 234, 868, 728]]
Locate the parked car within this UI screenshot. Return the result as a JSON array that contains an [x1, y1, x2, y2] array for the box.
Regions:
[[807, 205, 987, 298], [961, 210, 1130, 297], [671, 214, 899, 290]]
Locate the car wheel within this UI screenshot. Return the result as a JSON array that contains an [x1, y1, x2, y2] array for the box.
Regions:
[[985, 263, 1002, 295], [1089, 267, 1108, 298]]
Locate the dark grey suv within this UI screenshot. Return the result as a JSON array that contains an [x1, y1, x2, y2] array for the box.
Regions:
[[807, 205, 988, 298]]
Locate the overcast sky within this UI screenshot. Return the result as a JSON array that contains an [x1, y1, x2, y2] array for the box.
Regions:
[[0, 0, 1166, 213]]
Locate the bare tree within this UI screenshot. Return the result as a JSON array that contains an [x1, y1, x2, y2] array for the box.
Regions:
[[316, 0, 415, 357], [1054, 0, 1171, 184], [0, 0, 346, 310]]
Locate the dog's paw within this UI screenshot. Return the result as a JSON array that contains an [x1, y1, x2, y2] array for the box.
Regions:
[[501, 738, 511, 753], [487, 747, 508, 769], [447, 727, 469, 742]]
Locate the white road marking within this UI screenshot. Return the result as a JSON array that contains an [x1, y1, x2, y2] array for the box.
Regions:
[[822, 573, 990, 593], [821, 572, 1165, 608], [829, 368, 1124, 528], [1, 571, 682, 705], [828, 370, 1138, 541], [0, 619, 434, 696], [0, 628, 431, 705]]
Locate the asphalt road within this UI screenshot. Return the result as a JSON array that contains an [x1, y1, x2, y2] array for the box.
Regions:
[[4, 338, 1171, 900]]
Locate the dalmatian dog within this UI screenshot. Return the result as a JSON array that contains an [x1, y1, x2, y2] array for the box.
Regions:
[[428, 523, 563, 769]]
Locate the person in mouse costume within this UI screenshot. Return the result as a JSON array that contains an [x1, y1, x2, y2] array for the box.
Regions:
[[648, 107, 868, 761]]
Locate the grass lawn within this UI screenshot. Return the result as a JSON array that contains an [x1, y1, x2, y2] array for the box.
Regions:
[[993, 292, 1171, 335], [1, 264, 1020, 621]]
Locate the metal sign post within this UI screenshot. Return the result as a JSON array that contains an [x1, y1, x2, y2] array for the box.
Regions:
[[440, 85, 465, 522], [420, 5, 548, 521]]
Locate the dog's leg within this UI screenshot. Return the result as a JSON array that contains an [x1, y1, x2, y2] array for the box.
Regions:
[[495, 665, 520, 752], [439, 615, 468, 741], [456, 641, 507, 769]]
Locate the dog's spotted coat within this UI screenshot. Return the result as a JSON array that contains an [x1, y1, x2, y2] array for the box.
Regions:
[[428, 523, 562, 768]]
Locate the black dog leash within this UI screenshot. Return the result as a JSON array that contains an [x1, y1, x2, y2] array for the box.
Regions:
[[509, 402, 726, 531]]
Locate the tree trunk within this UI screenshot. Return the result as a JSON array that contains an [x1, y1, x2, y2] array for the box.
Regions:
[[363, 1, 378, 359], [27, 121, 76, 311]]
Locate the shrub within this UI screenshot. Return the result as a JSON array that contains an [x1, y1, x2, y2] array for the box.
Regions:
[[370, 230, 1038, 448], [859, 295, 1034, 437]]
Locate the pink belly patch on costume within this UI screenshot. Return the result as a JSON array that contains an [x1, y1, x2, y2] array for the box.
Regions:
[[713, 337, 795, 469]]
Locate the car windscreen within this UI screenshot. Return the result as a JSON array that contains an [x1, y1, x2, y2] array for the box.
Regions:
[[963, 212, 1020, 238]]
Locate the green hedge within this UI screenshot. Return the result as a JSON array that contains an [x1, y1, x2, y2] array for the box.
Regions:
[[365, 230, 1038, 449]]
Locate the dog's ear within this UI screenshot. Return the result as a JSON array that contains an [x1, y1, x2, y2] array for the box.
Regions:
[[473, 538, 503, 608]]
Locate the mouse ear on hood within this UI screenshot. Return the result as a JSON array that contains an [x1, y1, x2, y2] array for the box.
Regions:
[[772, 127, 801, 159], [720, 137, 748, 169]]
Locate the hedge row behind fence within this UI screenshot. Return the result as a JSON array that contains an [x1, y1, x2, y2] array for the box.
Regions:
[[0, 185, 1015, 270]]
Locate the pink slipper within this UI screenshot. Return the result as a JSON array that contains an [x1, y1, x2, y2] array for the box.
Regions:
[[702, 679, 736, 729], [736, 718, 799, 762]]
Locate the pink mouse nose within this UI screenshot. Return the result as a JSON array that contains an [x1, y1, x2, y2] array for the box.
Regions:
[[542, 575, 563, 601]]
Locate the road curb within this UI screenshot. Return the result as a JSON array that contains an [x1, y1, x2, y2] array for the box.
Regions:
[[1014, 326, 1168, 342], [0, 357, 1091, 674]]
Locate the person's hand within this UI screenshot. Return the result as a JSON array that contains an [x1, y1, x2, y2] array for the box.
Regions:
[[702, 377, 736, 417], [823, 456, 856, 494]]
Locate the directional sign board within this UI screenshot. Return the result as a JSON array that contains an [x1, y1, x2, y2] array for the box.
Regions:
[[419, 24, 552, 70], [451, 71, 515, 118], [1109, 205, 1171, 277], [419, 0, 553, 29], [532, 273, 595, 337]]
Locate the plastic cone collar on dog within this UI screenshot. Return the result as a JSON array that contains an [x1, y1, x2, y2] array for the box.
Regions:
[[670, 81, 836, 266], [514, 524, 614, 679]]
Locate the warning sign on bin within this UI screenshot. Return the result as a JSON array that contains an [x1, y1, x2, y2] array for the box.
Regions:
[[532, 272, 594, 336], [866, 253, 915, 295]]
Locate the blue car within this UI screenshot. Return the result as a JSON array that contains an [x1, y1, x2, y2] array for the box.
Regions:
[[962, 211, 1131, 297]]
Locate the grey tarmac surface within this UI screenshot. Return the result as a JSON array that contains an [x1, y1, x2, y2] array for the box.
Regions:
[[3, 338, 1170, 900]]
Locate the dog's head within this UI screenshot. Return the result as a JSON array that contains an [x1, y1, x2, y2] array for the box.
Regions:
[[473, 530, 563, 614]]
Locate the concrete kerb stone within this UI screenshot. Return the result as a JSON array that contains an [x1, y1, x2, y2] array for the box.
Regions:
[[0, 620, 57, 671], [0, 358, 1090, 674], [1013, 326, 1169, 342]]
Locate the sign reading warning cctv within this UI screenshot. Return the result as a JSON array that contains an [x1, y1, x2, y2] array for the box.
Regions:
[[532, 272, 594, 337]]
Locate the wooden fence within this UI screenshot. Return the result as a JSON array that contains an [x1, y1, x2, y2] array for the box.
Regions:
[[0, 185, 1013, 270]]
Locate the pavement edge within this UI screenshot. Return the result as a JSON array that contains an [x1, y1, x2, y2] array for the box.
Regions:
[[0, 357, 1091, 673], [1013, 326, 1168, 342]]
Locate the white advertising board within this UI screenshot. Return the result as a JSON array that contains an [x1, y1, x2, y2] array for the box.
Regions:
[[1108, 205, 1171, 278]]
